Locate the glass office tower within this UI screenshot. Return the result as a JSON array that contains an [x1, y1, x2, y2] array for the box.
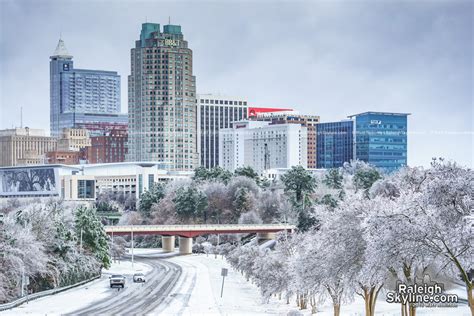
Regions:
[[349, 112, 409, 171], [50, 39, 122, 137], [316, 120, 354, 168]]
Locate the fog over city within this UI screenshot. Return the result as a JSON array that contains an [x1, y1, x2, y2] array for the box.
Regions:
[[0, 0, 472, 167]]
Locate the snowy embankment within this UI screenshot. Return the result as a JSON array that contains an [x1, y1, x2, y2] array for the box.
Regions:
[[0, 260, 151, 315], [157, 254, 471, 316], [156, 254, 299, 315]]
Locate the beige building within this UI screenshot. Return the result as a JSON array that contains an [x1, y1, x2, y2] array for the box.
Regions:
[[0, 128, 58, 167], [57, 128, 91, 151], [127, 22, 198, 171]]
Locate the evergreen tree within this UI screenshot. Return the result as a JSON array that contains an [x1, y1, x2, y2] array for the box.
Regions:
[[139, 183, 165, 218], [323, 168, 343, 189], [280, 166, 316, 203], [173, 187, 208, 222], [75, 206, 111, 269], [193, 166, 232, 183]]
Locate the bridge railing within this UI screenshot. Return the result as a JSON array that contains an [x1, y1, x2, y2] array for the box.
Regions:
[[104, 223, 295, 233]]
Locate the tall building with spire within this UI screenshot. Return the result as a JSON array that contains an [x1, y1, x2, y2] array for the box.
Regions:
[[50, 39, 126, 137], [127, 23, 198, 171]]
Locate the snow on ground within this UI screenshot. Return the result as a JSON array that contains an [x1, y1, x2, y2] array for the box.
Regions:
[[157, 254, 471, 316], [157, 254, 299, 315], [1, 260, 152, 315]]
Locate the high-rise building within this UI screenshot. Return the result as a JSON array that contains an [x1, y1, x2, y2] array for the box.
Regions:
[[219, 120, 307, 175], [86, 129, 128, 164], [127, 23, 198, 171], [316, 120, 354, 168], [252, 111, 320, 168], [50, 39, 125, 137], [349, 112, 409, 171], [197, 94, 249, 168], [0, 128, 57, 167]]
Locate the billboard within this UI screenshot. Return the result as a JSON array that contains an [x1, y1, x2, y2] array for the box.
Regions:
[[248, 107, 293, 117], [0, 167, 59, 196]]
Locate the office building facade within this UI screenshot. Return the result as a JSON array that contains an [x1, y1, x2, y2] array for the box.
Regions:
[[197, 94, 249, 168], [316, 120, 354, 168], [0, 128, 58, 167], [349, 112, 409, 171], [127, 23, 198, 171], [86, 129, 128, 164], [252, 111, 320, 168], [219, 120, 307, 175], [50, 39, 123, 137], [57, 128, 91, 151]]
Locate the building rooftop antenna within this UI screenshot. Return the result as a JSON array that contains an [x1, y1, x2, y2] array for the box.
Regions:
[[169, 16, 171, 24], [20, 106, 23, 128]]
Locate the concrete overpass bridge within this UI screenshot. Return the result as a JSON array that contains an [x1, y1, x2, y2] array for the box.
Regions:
[[105, 224, 295, 255]]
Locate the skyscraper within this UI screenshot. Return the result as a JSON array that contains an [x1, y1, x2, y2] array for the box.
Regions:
[[349, 112, 409, 171], [197, 94, 249, 169], [127, 23, 198, 171], [49, 39, 125, 137], [316, 120, 353, 168]]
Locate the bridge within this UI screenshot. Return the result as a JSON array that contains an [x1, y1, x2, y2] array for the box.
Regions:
[[105, 224, 295, 255]]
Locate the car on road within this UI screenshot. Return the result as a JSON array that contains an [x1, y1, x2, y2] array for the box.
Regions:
[[109, 274, 126, 288], [133, 273, 146, 283]]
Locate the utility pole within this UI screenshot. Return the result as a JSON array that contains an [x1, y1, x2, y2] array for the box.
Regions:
[[131, 229, 134, 268], [80, 228, 83, 254], [111, 231, 114, 263]]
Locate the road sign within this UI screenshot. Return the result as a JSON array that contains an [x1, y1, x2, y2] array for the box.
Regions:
[[220, 268, 228, 297]]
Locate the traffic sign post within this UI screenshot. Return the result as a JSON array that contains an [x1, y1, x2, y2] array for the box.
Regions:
[[220, 268, 228, 298]]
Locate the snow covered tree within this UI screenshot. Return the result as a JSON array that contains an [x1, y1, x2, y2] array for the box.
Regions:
[[138, 183, 165, 218], [238, 210, 263, 224], [280, 166, 316, 203], [193, 166, 233, 183], [75, 205, 111, 269], [233, 187, 256, 215], [413, 160, 474, 315], [173, 186, 208, 223]]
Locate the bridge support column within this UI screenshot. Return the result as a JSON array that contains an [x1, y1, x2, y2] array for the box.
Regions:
[[179, 237, 193, 255], [257, 232, 276, 241], [162, 236, 175, 252]]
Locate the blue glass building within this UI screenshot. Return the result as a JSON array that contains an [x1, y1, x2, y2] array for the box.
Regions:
[[349, 112, 409, 171], [50, 39, 124, 137], [316, 120, 354, 168]]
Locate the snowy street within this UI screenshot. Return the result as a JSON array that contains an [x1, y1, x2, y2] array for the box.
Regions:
[[1, 249, 471, 315]]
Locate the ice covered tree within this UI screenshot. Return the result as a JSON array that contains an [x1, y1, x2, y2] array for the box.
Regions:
[[193, 166, 233, 183], [233, 187, 256, 216], [138, 183, 165, 218], [173, 186, 208, 223], [75, 205, 111, 269], [280, 166, 316, 204], [412, 160, 474, 315]]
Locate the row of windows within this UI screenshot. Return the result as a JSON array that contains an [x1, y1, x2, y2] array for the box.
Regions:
[[200, 99, 247, 106]]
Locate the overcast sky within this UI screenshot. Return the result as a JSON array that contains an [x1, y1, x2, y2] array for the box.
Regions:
[[0, 0, 472, 167]]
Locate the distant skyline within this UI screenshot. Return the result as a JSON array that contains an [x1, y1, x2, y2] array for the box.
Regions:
[[0, 0, 472, 167]]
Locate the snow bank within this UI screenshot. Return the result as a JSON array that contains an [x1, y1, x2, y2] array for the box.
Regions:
[[157, 254, 300, 315], [1, 259, 152, 315], [103, 259, 152, 275]]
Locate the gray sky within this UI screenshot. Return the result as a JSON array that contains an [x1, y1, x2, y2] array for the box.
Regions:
[[0, 0, 472, 167]]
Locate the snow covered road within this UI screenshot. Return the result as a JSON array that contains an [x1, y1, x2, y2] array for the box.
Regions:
[[72, 257, 182, 315]]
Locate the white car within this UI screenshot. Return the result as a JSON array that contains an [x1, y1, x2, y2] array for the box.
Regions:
[[133, 273, 146, 283], [109, 274, 126, 288]]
